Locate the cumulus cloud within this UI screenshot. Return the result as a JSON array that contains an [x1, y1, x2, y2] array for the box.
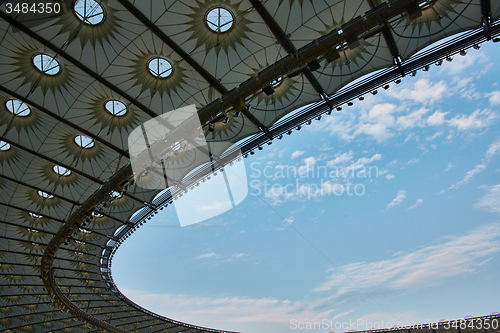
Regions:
[[315, 74, 498, 144], [441, 50, 489, 76], [314, 224, 500, 297], [291, 150, 305, 159], [327, 151, 354, 166], [385, 190, 406, 210], [407, 199, 423, 210], [298, 156, 317, 175], [448, 109, 498, 130], [389, 79, 447, 104], [426, 111, 449, 126], [348, 154, 382, 171]]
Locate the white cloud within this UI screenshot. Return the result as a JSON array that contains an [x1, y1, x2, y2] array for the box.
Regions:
[[389, 79, 447, 104], [348, 154, 382, 171], [446, 137, 500, 191], [327, 151, 354, 166], [120, 290, 337, 333], [291, 150, 305, 159], [448, 163, 486, 190], [298, 156, 317, 175], [195, 252, 220, 259], [385, 174, 395, 180], [486, 137, 500, 160], [397, 107, 431, 129], [487, 91, 500, 105], [448, 108, 498, 130], [318, 99, 497, 144], [426, 131, 443, 141], [263, 153, 381, 205], [353, 311, 421, 331], [314, 224, 500, 297], [426, 111, 449, 126], [443, 50, 489, 75], [386, 190, 406, 210], [407, 158, 419, 165], [444, 162, 455, 172], [475, 185, 500, 214], [408, 199, 423, 210]]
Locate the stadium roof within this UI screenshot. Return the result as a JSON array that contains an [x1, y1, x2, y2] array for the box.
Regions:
[[0, 0, 499, 332]]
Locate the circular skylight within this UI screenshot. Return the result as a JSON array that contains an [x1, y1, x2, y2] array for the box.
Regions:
[[111, 191, 123, 199], [33, 54, 61, 75], [74, 0, 105, 25], [74, 135, 95, 149], [171, 141, 181, 151], [53, 165, 72, 177], [92, 211, 103, 218], [271, 77, 283, 87], [0, 141, 10, 151], [5, 100, 31, 116], [105, 100, 127, 116], [38, 190, 54, 199], [148, 57, 173, 78], [205, 6, 234, 33]]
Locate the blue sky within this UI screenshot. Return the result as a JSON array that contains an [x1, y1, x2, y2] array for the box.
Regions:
[[113, 41, 500, 333]]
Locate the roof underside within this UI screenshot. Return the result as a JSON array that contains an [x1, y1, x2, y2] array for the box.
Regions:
[[0, 0, 499, 332]]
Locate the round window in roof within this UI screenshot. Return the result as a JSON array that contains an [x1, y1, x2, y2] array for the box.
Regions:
[[148, 57, 173, 78], [74, 135, 95, 149], [29, 212, 43, 219], [205, 6, 234, 33], [53, 165, 72, 177], [5, 100, 31, 116], [92, 211, 103, 218], [38, 190, 54, 199], [33, 53, 61, 75], [0, 141, 10, 151], [74, 0, 105, 25], [105, 100, 127, 116], [271, 77, 283, 88]]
